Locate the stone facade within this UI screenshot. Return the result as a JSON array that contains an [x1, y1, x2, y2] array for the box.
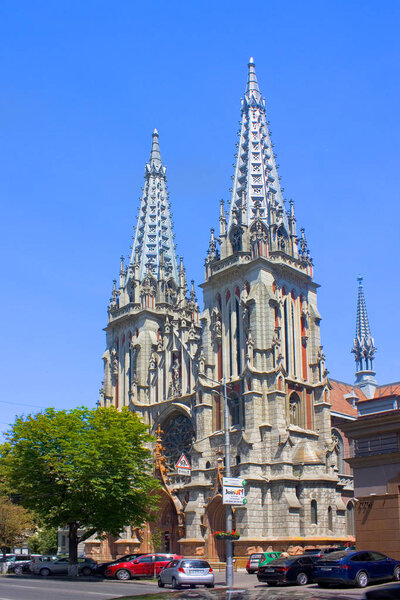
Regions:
[[96, 59, 352, 561]]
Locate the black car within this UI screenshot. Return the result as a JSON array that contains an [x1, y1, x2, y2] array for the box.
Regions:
[[257, 555, 317, 586], [93, 553, 144, 576]]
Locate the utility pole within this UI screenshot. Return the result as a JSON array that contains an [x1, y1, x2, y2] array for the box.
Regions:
[[223, 376, 234, 588]]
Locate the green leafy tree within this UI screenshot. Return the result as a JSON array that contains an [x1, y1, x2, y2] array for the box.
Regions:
[[0, 406, 159, 574], [0, 495, 35, 574], [28, 524, 58, 555]]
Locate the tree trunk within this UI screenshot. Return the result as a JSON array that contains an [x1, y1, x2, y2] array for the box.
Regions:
[[68, 522, 79, 577]]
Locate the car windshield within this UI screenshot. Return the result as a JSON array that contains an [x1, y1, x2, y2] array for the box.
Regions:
[[318, 551, 350, 562], [181, 560, 210, 568]]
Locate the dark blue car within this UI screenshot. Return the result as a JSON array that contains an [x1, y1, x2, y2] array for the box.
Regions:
[[314, 550, 400, 588]]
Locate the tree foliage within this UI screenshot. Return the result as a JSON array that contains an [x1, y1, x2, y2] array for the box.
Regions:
[[0, 495, 35, 573], [28, 525, 58, 555], [0, 406, 159, 568]]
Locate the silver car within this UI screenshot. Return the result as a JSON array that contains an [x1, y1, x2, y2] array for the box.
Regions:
[[158, 558, 214, 589], [31, 557, 95, 576]]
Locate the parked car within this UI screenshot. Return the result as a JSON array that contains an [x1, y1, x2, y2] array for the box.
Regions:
[[158, 558, 214, 589], [257, 555, 317, 586], [93, 553, 144, 576], [31, 557, 97, 576], [304, 547, 340, 558], [105, 553, 182, 580], [246, 553, 265, 574], [7, 554, 42, 574], [314, 550, 400, 588]]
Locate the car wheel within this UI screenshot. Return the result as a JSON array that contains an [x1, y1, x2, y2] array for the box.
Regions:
[[40, 568, 51, 577], [206, 583, 214, 588], [296, 572, 308, 586], [81, 567, 92, 576], [157, 578, 165, 587], [355, 570, 368, 588], [115, 569, 131, 581], [14, 566, 24, 575], [394, 566, 400, 581], [172, 577, 180, 589], [248, 570, 254, 574]]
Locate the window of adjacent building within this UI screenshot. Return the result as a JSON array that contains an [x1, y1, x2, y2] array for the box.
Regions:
[[311, 500, 318, 525]]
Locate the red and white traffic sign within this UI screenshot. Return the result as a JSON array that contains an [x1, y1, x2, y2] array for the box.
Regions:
[[175, 453, 191, 475]]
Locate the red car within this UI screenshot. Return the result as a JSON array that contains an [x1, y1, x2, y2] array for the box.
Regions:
[[105, 553, 182, 580]]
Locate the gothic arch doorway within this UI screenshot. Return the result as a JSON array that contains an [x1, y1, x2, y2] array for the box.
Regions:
[[204, 495, 235, 561], [150, 490, 180, 554]]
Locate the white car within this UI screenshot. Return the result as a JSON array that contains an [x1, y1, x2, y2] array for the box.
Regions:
[[158, 558, 214, 589]]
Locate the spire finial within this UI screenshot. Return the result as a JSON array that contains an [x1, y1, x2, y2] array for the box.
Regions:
[[246, 57, 260, 95], [150, 128, 162, 167], [352, 276, 377, 397]]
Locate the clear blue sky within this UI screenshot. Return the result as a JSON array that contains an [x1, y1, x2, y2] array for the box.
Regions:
[[1, 1, 399, 438]]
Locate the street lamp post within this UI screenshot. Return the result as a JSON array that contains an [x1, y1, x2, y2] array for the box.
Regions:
[[201, 374, 234, 587], [223, 376, 234, 588]]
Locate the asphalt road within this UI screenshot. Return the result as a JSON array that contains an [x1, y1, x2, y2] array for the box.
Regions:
[[0, 573, 398, 600], [0, 575, 161, 600]]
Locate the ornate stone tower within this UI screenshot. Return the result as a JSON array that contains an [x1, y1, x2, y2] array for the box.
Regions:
[[181, 59, 348, 557], [100, 130, 201, 446], [352, 276, 377, 398]]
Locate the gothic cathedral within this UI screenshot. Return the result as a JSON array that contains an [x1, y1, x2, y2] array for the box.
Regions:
[[98, 59, 349, 559]]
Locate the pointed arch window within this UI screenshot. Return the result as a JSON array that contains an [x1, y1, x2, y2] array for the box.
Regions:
[[328, 505, 333, 530], [230, 226, 242, 253], [229, 393, 244, 428], [311, 499, 318, 525], [289, 392, 302, 427]]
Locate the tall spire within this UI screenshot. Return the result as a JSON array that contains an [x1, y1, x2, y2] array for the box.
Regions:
[[228, 57, 289, 233], [129, 130, 179, 284], [352, 276, 377, 397]]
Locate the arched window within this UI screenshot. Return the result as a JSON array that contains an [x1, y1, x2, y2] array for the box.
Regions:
[[162, 414, 195, 469], [230, 226, 242, 253], [347, 502, 355, 536], [289, 392, 301, 427], [328, 505, 333, 530], [229, 393, 244, 428], [311, 499, 318, 525], [205, 461, 211, 469]]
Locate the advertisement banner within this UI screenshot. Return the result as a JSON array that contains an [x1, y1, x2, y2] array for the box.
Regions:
[[222, 485, 245, 505]]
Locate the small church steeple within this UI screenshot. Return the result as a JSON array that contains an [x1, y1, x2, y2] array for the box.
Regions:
[[352, 276, 377, 398]]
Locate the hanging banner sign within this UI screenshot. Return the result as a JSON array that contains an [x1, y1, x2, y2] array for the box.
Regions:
[[223, 485, 245, 505], [175, 453, 191, 476]]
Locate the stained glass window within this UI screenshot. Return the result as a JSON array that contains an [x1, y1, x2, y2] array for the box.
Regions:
[[162, 414, 195, 469]]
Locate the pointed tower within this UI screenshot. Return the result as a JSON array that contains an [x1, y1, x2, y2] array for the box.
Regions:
[[185, 58, 346, 558], [352, 276, 377, 398], [130, 129, 179, 285], [100, 131, 201, 426]]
